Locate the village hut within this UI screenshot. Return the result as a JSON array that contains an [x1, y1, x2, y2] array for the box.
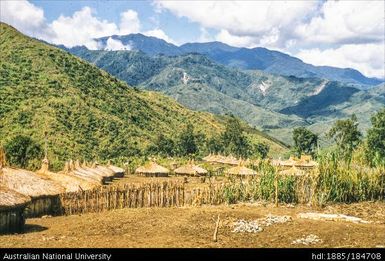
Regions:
[[295, 155, 318, 170], [60, 160, 104, 184], [174, 161, 208, 176], [135, 161, 170, 177], [0, 186, 31, 234], [0, 167, 65, 218], [274, 155, 317, 171], [202, 154, 216, 162], [221, 155, 240, 165], [278, 166, 306, 176], [225, 164, 257, 177], [62, 160, 112, 184], [107, 164, 125, 178], [36, 158, 99, 193]]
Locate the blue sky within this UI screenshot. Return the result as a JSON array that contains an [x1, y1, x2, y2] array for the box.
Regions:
[[29, 0, 207, 44], [1, 0, 384, 79]]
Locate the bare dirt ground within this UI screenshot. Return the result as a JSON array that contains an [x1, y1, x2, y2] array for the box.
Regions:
[[0, 202, 384, 248]]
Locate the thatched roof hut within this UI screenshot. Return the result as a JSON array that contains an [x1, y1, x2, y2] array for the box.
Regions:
[[174, 161, 208, 176], [0, 167, 65, 217], [107, 165, 125, 178], [278, 166, 306, 176], [0, 186, 31, 211], [225, 165, 257, 176], [36, 158, 99, 193], [135, 161, 169, 177], [202, 154, 216, 162], [0, 186, 31, 234], [203, 154, 240, 165], [0, 167, 65, 198], [61, 160, 113, 184], [273, 155, 317, 170]]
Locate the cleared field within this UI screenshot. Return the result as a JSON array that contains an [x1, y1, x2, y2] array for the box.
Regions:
[[0, 202, 384, 248]]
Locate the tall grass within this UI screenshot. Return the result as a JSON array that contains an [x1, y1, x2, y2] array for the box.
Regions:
[[221, 157, 385, 205]]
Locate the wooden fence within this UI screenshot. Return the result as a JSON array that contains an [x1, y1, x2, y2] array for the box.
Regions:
[[59, 182, 227, 215]]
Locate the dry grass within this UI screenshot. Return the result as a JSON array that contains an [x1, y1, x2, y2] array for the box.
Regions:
[[0, 202, 384, 248]]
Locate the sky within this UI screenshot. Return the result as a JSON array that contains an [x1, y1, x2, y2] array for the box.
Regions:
[[1, 0, 384, 79]]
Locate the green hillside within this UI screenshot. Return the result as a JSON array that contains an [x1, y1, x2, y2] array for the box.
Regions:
[[66, 49, 306, 129], [0, 23, 288, 168], [63, 47, 383, 146]]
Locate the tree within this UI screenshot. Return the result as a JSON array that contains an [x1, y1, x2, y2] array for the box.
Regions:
[[177, 123, 198, 156], [366, 108, 385, 166], [221, 116, 251, 158], [292, 127, 318, 157], [254, 142, 270, 159], [147, 134, 175, 157], [328, 114, 362, 162], [4, 135, 43, 169], [206, 136, 224, 154]]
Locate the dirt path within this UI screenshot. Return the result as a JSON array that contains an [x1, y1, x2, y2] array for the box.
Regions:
[[0, 202, 384, 248]]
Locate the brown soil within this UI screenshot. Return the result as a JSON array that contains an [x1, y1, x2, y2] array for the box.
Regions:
[[0, 202, 384, 248]]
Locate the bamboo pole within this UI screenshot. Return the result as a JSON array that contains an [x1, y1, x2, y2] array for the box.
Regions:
[[213, 215, 220, 242], [275, 174, 278, 207]]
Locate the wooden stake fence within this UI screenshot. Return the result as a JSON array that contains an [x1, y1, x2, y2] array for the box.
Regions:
[[59, 181, 227, 215]]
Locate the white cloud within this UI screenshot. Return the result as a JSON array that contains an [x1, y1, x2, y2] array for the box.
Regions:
[[119, 10, 140, 35], [105, 37, 131, 51], [0, 1, 175, 50], [0, 0, 55, 39], [296, 43, 385, 79], [295, 0, 384, 45], [143, 29, 176, 44], [216, 29, 257, 48], [49, 7, 118, 49], [156, 0, 385, 78], [197, 27, 215, 43], [155, 0, 318, 48]]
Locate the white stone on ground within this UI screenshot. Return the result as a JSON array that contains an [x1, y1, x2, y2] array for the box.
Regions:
[[292, 234, 322, 245], [232, 214, 292, 233]]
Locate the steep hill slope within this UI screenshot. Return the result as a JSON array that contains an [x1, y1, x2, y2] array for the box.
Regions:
[[0, 23, 288, 167], [64, 48, 307, 129], [90, 34, 383, 87]]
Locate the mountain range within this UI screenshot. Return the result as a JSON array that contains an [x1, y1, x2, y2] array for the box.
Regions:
[[93, 34, 383, 88], [61, 39, 384, 145], [0, 23, 288, 169]]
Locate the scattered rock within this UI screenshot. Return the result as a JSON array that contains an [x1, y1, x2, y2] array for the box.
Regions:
[[292, 234, 322, 245], [232, 220, 263, 233], [232, 214, 292, 233], [41, 215, 52, 219], [298, 213, 371, 224]]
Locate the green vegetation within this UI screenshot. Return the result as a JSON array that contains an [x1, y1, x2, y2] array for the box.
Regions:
[[292, 127, 318, 157], [366, 108, 385, 167], [65, 45, 384, 147], [327, 114, 362, 163], [0, 23, 287, 170], [3, 135, 43, 169], [221, 158, 384, 205]]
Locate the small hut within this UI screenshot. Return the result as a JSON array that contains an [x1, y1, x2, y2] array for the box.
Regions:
[[135, 161, 170, 177], [221, 155, 240, 166], [61, 160, 112, 185], [0, 186, 31, 234], [273, 155, 317, 171], [107, 164, 125, 178], [36, 158, 99, 193], [279, 166, 306, 176], [202, 154, 216, 162], [0, 167, 65, 218], [174, 161, 208, 176], [225, 165, 257, 177]]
